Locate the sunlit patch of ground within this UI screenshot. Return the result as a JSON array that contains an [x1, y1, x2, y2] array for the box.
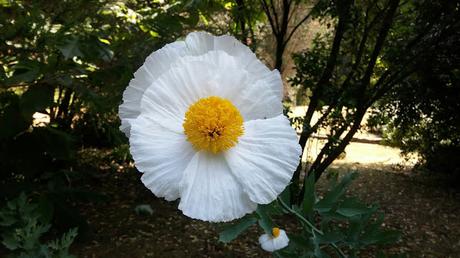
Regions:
[[289, 106, 418, 165], [303, 138, 418, 166], [32, 112, 50, 126]]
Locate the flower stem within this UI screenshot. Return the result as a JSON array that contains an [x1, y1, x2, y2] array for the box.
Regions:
[[277, 197, 347, 258]]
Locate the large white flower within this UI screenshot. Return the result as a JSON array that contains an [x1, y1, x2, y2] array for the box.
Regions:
[[119, 31, 301, 222]]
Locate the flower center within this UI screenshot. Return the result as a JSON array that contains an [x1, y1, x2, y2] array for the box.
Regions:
[[183, 96, 244, 154], [272, 227, 280, 238]]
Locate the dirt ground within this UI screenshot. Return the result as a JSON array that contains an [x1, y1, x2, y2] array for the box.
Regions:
[[70, 147, 460, 258], [325, 163, 460, 257]]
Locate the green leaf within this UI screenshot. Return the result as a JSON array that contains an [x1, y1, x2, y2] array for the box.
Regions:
[[5, 60, 42, 85], [2, 233, 20, 250], [256, 205, 274, 235], [48, 227, 78, 251], [316, 231, 344, 244], [57, 37, 83, 60], [336, 198, 372, 217], [301, 173, 316, 216], [289, 234, 314, 251], [360, 214, 401, 246], [315, 172, 357, 213], [218, 216, 257, 243], [0, 213, 17, 226]]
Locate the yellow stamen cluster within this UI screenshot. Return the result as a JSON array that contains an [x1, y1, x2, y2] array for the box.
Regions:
[[183, 96, 244, 154], [272, 227, 281, 238]]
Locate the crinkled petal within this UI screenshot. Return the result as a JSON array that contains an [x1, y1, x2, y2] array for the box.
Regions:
[[225, 115, 301, 204], [119, 41, 187, 136], [139, 57, 222, 133], [175, 49, 282, 120], [259, 230, 289, 252], [184, 31, 215, 55], [139, 50, 282, 132], [129, 115, 194, 201], [121, 32, 282, 135], [178, 152, 257, 222], [229, 71, 283, 121], [185, 32, 283, 101]]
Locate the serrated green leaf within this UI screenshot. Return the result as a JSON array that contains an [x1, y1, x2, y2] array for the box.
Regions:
[[2, 233, 20, 250], [218, 216, 257, 243], [49, 227, 78, 251], [0, 213, 17, 226]]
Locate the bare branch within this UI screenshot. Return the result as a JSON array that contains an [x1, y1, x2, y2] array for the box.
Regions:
[[269, 0, 280, 32], [260, 0, 279, 35], [284, 11, 312, 47]]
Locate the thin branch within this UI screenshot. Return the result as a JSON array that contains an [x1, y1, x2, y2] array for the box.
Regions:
[[284, 11, 313, 46], [260, 0, 279, 35], [298, 0, 352, 152], [359, 0, 400, 89], [307, 106, 367, 182], [269, 0, 280, 32]]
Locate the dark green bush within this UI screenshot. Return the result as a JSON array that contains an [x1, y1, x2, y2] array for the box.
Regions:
[[0, 193, 78, 258]]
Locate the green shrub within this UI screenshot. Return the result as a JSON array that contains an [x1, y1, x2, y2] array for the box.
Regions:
[[0, 193, 78, 258]]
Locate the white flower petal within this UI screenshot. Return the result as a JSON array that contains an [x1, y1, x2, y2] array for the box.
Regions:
[[139, 50, 281, 132], [139, 58, 221, 133], [184, 31, 215, 55], [178, 152, 257, 222], [186, 32, 283, 102], [229, 71, 283, 121], [119, 41, 187, 136], [225, 115, 301, 204], [259, 230, 289, 252], [129, 115, 194, 201], [177, 49, 282, 120]]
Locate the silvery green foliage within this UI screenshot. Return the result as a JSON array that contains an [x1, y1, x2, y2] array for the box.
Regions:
[[0, 193, 78, 258], [219, 173, 402, 257]]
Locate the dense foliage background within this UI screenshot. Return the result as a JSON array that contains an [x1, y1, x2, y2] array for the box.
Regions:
[[1, 0, 459, 257]]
